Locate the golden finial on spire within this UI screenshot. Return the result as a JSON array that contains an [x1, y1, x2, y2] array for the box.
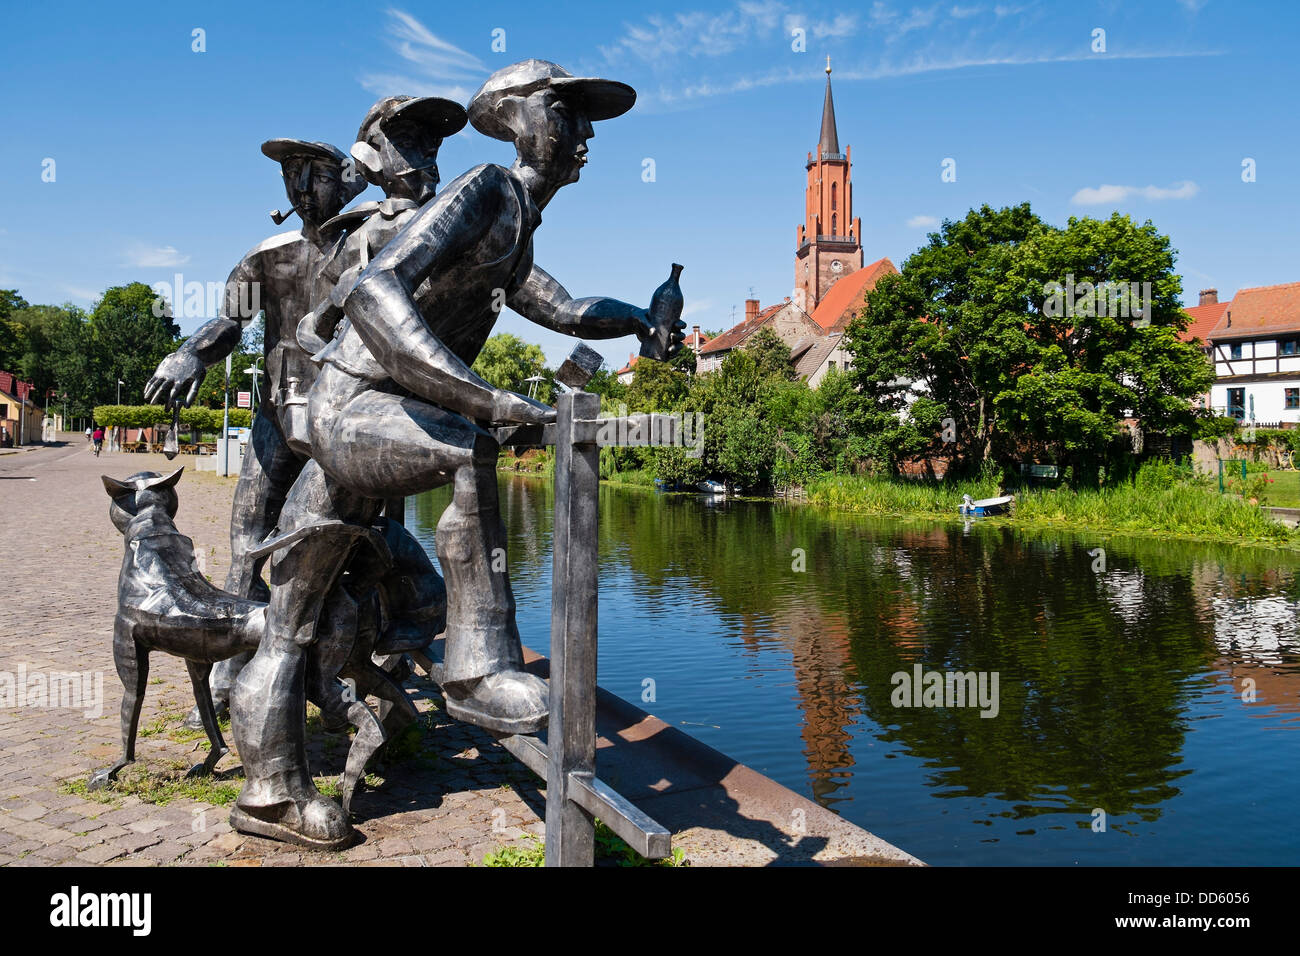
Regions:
[[825, 55, 832, 75]]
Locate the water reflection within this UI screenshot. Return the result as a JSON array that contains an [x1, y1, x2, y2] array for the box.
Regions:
[[409, 477, 1300, 865]]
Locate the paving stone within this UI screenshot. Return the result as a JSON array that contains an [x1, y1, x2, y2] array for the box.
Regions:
[[75, 844, 127, 864]]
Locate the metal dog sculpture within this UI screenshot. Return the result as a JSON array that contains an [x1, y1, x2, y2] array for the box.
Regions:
[[94, 468, 261, 788], [93, 468, 443, 823]]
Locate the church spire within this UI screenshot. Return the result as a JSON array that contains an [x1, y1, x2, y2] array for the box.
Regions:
[[795, 56, 862, 313], [818, 56, 840, 158]]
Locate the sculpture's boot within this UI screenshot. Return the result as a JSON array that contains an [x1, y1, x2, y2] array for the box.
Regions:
[[228, 526, 355, 850], [437, 462, 547, 734], [229, 635, 352, 848]]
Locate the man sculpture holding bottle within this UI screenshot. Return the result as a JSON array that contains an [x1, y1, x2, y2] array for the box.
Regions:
[[225, 60, 686, 848]]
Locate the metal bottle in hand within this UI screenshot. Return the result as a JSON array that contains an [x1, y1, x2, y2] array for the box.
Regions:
[[640, 263, 684, 362]]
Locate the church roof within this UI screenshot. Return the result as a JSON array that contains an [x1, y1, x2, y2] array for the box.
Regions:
[[810, 257, 898, 331], [818, 66, 840, 158]]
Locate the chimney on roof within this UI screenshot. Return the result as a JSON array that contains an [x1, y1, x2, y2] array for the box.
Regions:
[[1199, 288, 1218, 306], [692, 325, 700, 339], [745, 299, 759, 322]]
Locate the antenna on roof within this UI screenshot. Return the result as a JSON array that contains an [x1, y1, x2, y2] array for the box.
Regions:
[[730, 305, 737, 322], [748, 286, 755, 299]]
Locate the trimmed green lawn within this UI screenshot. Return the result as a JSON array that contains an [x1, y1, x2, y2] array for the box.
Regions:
[[1261, 470, 1300, 508]]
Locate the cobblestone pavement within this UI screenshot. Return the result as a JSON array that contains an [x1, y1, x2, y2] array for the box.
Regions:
[[0, 438, 549, 867]]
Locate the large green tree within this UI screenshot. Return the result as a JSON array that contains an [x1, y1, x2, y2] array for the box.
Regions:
[[0, 289, 31, 374], [845, 204, 1211, 483], [995, 213, 1212, 484], [87, 283, 182, 407], [471, 332, 555, 404], [846, 203, 1046, 474]]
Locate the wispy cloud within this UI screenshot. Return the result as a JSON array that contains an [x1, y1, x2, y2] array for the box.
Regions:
[[869, 2, 941, 36], [601, 1, 785, 64], [682, 297, 715, 319], [653, 46, 1219, 106], [1177, 0, 1209, 12], [1071, 181, 1200, 205], [907, 215, 939, 228], [61, 285, 101, 302], [608, 0, 1218, 109], [783, 12, 859, 40], [124, 244, 190, 268], [358, 8, 486, 101]]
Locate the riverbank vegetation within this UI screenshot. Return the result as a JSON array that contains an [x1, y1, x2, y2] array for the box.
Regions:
[[806, 462, 1294, 544]]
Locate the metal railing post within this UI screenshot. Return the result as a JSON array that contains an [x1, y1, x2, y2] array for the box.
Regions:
[[545, 390, 601, 866]]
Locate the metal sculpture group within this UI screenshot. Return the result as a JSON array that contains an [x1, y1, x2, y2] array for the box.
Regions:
[[96, 60, 686, 854]]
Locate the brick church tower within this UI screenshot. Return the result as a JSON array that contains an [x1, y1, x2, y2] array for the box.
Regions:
[[794, 58, 863, 313]]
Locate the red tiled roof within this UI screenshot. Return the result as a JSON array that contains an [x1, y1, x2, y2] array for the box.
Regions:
[[810, 257, 898, 331], [1208, 281, 1300, 340], [0, 370, 35, 399], [699, 302, 786, 355], [684, 329, 711, 349], [616, 353, 638, 375], [1180, 301, 1229, 344]]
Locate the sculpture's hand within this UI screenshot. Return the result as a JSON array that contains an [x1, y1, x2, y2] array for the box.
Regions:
[[664, 318, 687, 358], [491, 389, 557, 426], [636, 307, 687, 361], [144, 349, 206, 410]]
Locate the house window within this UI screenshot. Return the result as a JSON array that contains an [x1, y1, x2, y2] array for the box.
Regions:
[[831, 213, 837, 236], [1229, 343, 1243, 360], [1283, 339, 1299, 356], [1228, 387, 1246, 419], [1288, 389, 1300, 410], [831, 182, 837, 211]]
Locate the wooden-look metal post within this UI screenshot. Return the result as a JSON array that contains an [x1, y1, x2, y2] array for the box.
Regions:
[[546, 390, 600, 866]]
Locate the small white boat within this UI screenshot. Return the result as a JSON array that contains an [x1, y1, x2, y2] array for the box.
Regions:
[[959, 494, 1014, 517], [697, 480, 726, 495]]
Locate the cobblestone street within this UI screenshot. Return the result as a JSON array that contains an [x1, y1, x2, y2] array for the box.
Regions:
[[0, 439, 549, 867]]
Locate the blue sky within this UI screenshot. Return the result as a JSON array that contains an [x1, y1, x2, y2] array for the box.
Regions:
[[1, 0, 1297, 371]]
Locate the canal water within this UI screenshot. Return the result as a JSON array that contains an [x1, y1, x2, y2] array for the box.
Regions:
[[409, 476, 1300, 866]]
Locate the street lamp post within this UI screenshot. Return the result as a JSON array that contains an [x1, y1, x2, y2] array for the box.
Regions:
[[114, 378, 126, 451], [222, 354, 231, 477], [247, 362, 263, 419]]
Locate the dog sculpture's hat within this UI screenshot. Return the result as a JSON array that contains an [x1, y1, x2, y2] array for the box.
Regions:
[[468, 59, 635, 142]]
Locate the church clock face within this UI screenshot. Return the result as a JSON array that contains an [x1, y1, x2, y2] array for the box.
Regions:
[[831, 259, 843, 274]]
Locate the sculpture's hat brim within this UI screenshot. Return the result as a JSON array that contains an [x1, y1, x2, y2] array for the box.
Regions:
[[469, 59, 636, 141], [260, 138, 350, 168], [382, 96, 468, 137]]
